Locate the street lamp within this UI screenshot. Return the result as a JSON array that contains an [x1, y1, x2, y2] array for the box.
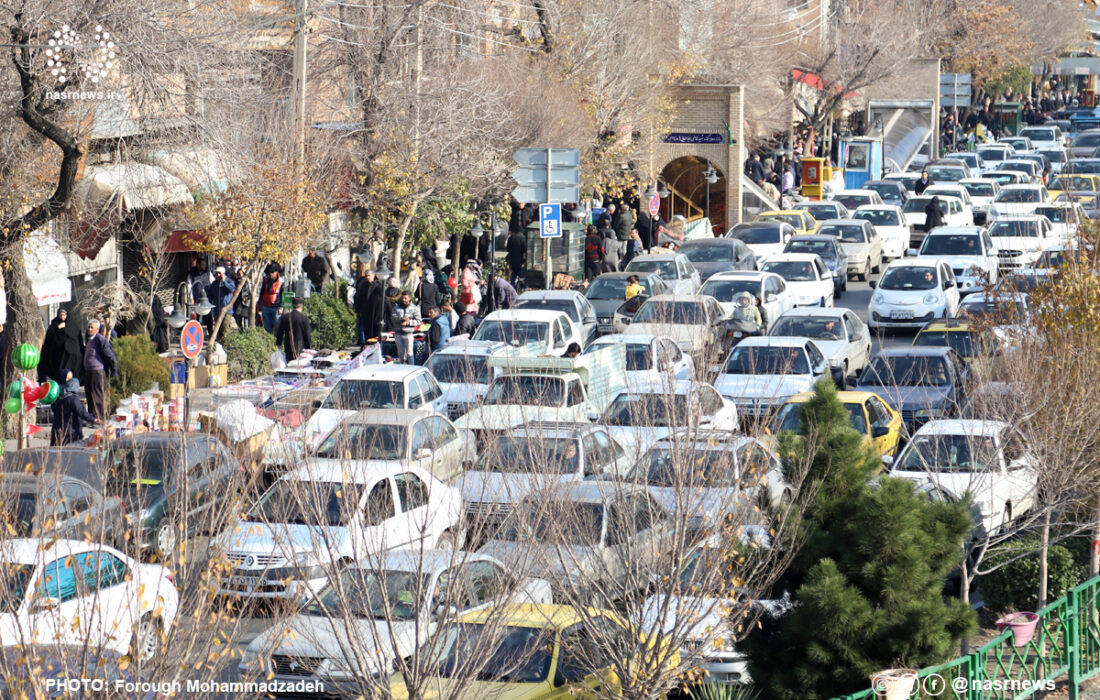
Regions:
[[656, 177, 670, 199], [192, 286, 214, 317], [703, 161, 719, 224], [167, 282, 190, 330]]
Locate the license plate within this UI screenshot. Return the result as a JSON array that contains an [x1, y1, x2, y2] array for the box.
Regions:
[[890, 310, 914, 320], [231, 576, 261, 587]]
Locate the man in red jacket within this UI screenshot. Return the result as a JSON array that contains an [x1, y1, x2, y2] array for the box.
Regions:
[[260, 267, 283, 333]]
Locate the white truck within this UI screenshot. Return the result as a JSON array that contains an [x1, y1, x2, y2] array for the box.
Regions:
[[454, 344, 628, 442]]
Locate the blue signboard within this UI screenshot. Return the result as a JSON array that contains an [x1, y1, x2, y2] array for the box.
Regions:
[[540, 203, 562, 238], [664, 133, 724, 144]]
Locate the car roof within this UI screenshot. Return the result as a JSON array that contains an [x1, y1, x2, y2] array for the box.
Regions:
[[874, 346, 955, 358], [864, 179, 905, 187], [762, 253, 820, 263], [517, 290, 584, 302], [1000, 183, 1045, 191], [884, 257, 951, 268], [924, 226, 983, 236], [651, 431, 755, 449], [919, 319, 976, 332], [509, 422, 596, 439], [1, 448, 102, 490], [736, 336, 814, 349], [836, 189, 877, 196], [704, 271, 771, 281], [534, 479, 648, 505], [758, 210, 805, 216], [911, 419, 1008, 438], [480, 309, 570, 323], [788, 234, 835, 243], [679, 238, 736, 247], [962, 292, 1028, 304], [343, 363, 427, 381], [620, 379, 708, 396], [340, 408, 429, 427], [283, 460, 428, 484], [642, 294, 711, 304], [430, 340, 510, 356], [369, 549, 493, 574], [777, 307, 849, 319], [0, 538, 105, 565], [988, 215, 1044, 223], [628, 252, 679, 261], [594, 271, 658, 280], [960, 178, 998, 184], [818, 218, 864, 226], [591, 333, 660, 346], [108, 432, 212, 448], [854, 204, 903, 211]]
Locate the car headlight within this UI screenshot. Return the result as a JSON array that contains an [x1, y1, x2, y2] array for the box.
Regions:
[[873, 294, 885, 304], [325, 656, 354, 677], [923, 293, 942, 304]]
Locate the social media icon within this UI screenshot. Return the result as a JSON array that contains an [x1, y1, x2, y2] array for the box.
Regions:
[[923, 673, 946, 696]]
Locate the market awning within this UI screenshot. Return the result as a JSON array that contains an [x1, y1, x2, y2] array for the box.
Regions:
[[792, 69, 859, 99], [164, 230, 208, 253], [70, 164, 194, 260], [24, 235, 72, 306], [139, 148, 241, 196]]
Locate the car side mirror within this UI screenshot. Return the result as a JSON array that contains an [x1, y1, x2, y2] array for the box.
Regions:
[[415, 448, 432, 460], [871, 425, 890, 438], [312, 400, 323, 409], [587, 410, 599, 422], [868, 280, 877, 289], [907, 248, 918, 256], [943, 279, 953, 289], [766, 293, 778, 303], [880, 454, 894, 469]]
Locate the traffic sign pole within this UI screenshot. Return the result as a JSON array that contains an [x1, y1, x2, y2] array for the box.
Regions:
[[180, 320, 205, 431], [540, 203, 562, 289]]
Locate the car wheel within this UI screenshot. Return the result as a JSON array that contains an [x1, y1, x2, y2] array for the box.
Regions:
[[155, 521, 178, 561], [835, 284, 843, 300], [131, 613, 163, 664]]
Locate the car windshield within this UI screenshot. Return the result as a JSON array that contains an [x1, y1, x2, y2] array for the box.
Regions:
[[896, 434, 999, 473], [104, 444, 188, 487], [861, 356, 951, 387], [476, 436, 581, 475], [626, 259, 677, 278], [587, 277, 651, 300], [429, 354, 493, 386], [853, 209, 900, 226], [920, 234, 981, 256], [304, 570, 430, 620], [772, 402, 868, 435], [699, 278, 760, 301], [472, 320, 549, 346], [819, 225, 866, 243], [1038, 150, 1066, 163], [633, 300, 708, 325], [500, 501, 604, 546], [432, 624, 553, 683], [585, 342, 652, 371], [1050, 177, 1094, 192], [758, 214, 802, 228], [680, 244, 732, 263], [601, 393, 690, 427], [1033, 206, 1073, 223], [629, 447, 740, 487], [723, 345, 810, 375], [248, 480, 364, 526], [903, 199, 945, 214], [962, 182, 995, 197], [1036, 248, 1077, 267], [315, 423, 406, 460], [877, 266, 937, 290], [866, 184, 902, 202], [484, 375, 565, 407], [322, 379, 405, 410], [1022, 129, 1054, 141], [1067, 161, 1100, 174], [0, 564, 33, 613], [1057, 192, 1100, 207], [730, 226, 781, 244], [913, 330, 984, 358], [928, 168, 965, 182], [786, 240, 836, 260], [771, 316, 846, 341], [986, 172, 1020, 185], [977, 149, 1006, 162], [1073, 133, 1100, 148], [834, 195, 869, 210], [988, 220, 1039, 238], [515, 299, 579, 322], [762, 261, 815, 282], [1000, 163, 1034, 175], [802, 205, 840, 219]]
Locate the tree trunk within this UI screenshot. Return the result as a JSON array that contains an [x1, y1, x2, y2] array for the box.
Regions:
[[1039, 510, 1051, 609], [959, 556, 970, 654], [390, 201, 421, 287], [2, 247, 46, 440]]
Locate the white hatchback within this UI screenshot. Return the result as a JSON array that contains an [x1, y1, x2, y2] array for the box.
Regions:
[[868, 258, 961, 329], [760, 253, 834, 308]]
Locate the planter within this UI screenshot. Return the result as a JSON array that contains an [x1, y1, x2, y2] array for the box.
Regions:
[[996, 611, 1040, 647], [870, 669, 918, 700]]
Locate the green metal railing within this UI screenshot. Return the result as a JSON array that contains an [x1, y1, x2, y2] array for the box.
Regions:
[[831, 575, 1100, 700]]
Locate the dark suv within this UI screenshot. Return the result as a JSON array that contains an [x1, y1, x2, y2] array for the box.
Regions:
[[854, 347, 969, 431]]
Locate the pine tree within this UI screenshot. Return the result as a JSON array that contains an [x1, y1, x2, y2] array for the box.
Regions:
[[747, 380, 976, 699]]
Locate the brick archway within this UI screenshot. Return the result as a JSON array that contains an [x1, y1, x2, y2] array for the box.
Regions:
[[659, 156, 727, 236]]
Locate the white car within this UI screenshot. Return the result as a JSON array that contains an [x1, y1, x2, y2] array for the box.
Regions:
[[886, 420, 1038, 536], [624, 294, 727, 362], [597, 380, 738, 459], [426, 340, 508, 421], [976, 144, 1016, 167], [817, 219, 883, 281], [1034, 203, 1085, 246], [713, 336, 835, 420], [1019, 125, 1064, 150], [958, 292, 1030, 347], [514, 290, 599, 348], [760, 253, 834, 308], [853, 205, 910, 260], [959, 178, 1001, 225], [0, 539, 178, 662], [987, 184, 1051, 220], [699, 271, 795, 331], [1036, 147, 1068, 175], [585, 333, 694, 387], [303, 365, 447, 451], [472, 309, 585, 356], [884, 171, 921, 193], [623, 252, 702, 295], [831, 189, 885, 211], [987, 216, 1058, 271], [924, 184, 975, 223], [216, 463, 464, 602], [868, 258, 961, 329], [793, 201, 851, 222], [768, 307, 872, 377], [902, 196, 970, 248], [239, 551, 551, 689], [914, 227, 999, 295], [945, 152, 987, 178], [727, 221, 798, 266]]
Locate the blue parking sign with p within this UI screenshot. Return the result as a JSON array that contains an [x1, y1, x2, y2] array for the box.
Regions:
[[540, 203, 561, 238]]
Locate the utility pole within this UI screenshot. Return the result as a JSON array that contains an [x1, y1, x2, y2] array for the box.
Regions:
[[292, 0, 309, 163], [413, 3, 423, 160]]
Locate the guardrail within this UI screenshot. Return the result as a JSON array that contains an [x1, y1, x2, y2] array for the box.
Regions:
[[831, 574, 1100, 700]]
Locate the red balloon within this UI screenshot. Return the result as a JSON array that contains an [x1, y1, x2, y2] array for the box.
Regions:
[[33, 384, 49, 401]]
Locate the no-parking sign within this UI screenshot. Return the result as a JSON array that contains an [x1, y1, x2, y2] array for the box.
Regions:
[[181, 320, 204, 359]]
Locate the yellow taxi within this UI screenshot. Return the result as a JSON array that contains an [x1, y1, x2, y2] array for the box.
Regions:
[[768, 390, 905, 458], [755, 210, 820, 236], [389, 604, 680, 700], [913, 319, 1000, 368], [1046, 173, 1100, 200]]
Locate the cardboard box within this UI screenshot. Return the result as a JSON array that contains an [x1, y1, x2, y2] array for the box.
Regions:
[[168, 383, 186, 399], [187, 364, 228, 389]]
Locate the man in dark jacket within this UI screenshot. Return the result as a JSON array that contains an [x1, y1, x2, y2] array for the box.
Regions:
[[745, 154, 765, 185], [275, 297, 313, 361], [39, 310, 84, 384], [418, 269, 440, 318], [50, 369, 99, 446], [453, 301, 476, 336], [206, 267, 236, 337], [614, 204, 634, 260], [354, 269, 385, 345], [82, 319, 116, 422], [505, 229, 526, 287], [914, 168, 934, 195], [491, 276, 520, 310], [301, 251, 333, 292]]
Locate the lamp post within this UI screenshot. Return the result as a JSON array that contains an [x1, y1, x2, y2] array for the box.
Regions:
[[703, 161, 718, 224], [470, 215, 498, 312]]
